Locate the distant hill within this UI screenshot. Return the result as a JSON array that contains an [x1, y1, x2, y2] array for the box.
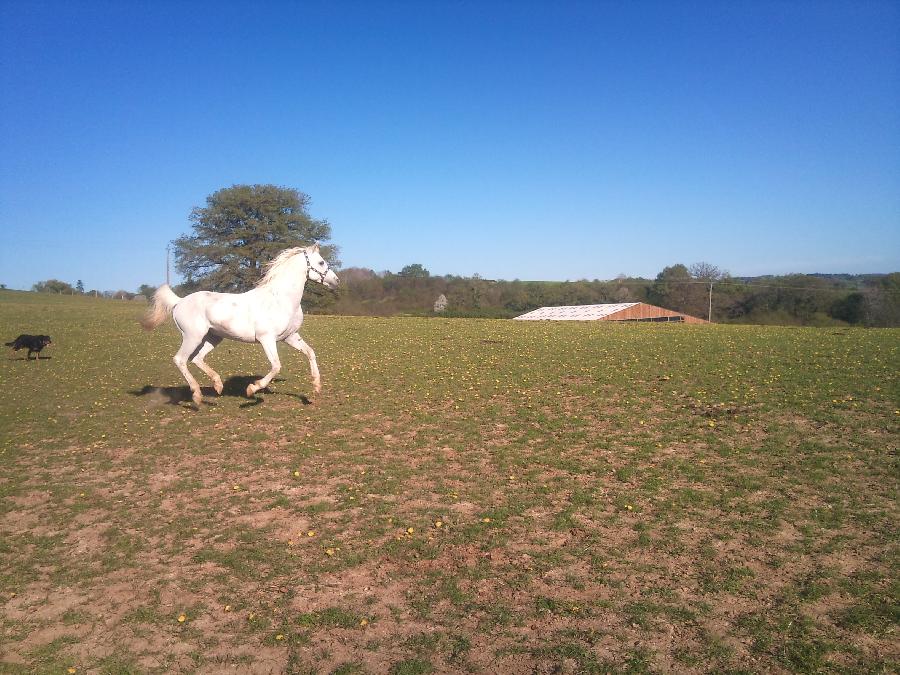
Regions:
[[733, 273, 886, 288]]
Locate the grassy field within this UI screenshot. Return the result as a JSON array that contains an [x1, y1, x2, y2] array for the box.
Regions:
[[1, 289, 897, 674]]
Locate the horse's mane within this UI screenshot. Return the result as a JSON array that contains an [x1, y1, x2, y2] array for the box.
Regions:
[[256, 247, 306, 288]]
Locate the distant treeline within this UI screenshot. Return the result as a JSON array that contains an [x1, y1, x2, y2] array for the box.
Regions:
[[294, 264, 900, 327], [25, 266, 900, 327], [29, 279, 143, 301]]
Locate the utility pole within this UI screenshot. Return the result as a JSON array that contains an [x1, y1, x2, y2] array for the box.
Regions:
[[166, 243, 171, 286], [708, 282, 714, 323]]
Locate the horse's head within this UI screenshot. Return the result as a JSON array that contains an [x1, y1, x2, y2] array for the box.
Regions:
[[304, 244, 340, 289]]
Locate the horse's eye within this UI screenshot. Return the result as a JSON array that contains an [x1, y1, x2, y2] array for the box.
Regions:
[[319, 261, 325, 266]]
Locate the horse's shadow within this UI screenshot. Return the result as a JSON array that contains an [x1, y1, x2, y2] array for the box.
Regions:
[[129, 376, 311, 406]]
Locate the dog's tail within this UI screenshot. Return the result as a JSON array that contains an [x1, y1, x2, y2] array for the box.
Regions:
[[140, 285, 182, 331]]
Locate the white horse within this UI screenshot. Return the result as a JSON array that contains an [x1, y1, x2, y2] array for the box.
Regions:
[[140, 245, 339, 406]]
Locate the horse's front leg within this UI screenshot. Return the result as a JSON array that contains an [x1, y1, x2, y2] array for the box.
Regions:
[[246, 335, 281, 397], [284, 333, 321, 394]]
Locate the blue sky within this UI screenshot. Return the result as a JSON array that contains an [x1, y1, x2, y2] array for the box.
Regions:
[[1, 0, 898, 290]]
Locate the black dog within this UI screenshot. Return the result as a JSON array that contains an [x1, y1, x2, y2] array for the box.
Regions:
[[5, 334, 52, 359]]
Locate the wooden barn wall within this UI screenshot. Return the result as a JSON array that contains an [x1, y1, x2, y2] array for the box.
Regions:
[[600, 303, 708, 324]]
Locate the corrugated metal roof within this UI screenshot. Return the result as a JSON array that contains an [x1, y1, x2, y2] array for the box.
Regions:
[[513, 303, 639, 321]]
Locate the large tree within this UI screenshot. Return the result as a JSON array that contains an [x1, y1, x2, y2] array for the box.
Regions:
[[397, 263, 430, 278], [173, 184, 338, 292], [33, 279, 75, 294], [648, 264, 694, 313], [137, 284, 156, 300]]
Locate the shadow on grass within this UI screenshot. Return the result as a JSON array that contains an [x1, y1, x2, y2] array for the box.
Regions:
[[130, 376, 311, 406], [6, 355, 53, 361]]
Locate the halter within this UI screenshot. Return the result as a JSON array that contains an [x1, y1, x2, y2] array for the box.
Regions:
[[303, 248, 331, 283]]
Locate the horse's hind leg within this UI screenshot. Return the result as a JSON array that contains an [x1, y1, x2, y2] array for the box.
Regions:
[[284, 333, 321, 394], [173, 335, 206, 406], [192, 334, 224, 394]]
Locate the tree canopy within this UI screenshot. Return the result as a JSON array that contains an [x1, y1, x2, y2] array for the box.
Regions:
[[173, 184, 338, 292], [137, 284, 156, 300], [648, 264, 694, 313], [398, 264, 430, 278], [33, 279, 75, 294]]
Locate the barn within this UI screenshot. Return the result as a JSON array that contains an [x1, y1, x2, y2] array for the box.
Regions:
[[513, 302, 708, 323]]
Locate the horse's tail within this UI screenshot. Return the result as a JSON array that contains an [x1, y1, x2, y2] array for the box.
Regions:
[[140, 284, 181, 331]]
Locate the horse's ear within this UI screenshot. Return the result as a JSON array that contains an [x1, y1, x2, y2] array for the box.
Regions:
[[312, 243, 320, 253]]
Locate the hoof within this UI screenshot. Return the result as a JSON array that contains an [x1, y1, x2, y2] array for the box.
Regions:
[[192, 392, 203, 406], [214, 380, 224, 395], [313, 381, 322, 395], [246, 383, 258, 397]]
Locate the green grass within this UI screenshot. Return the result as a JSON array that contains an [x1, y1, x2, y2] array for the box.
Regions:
[[1, 289, 898, 673]]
